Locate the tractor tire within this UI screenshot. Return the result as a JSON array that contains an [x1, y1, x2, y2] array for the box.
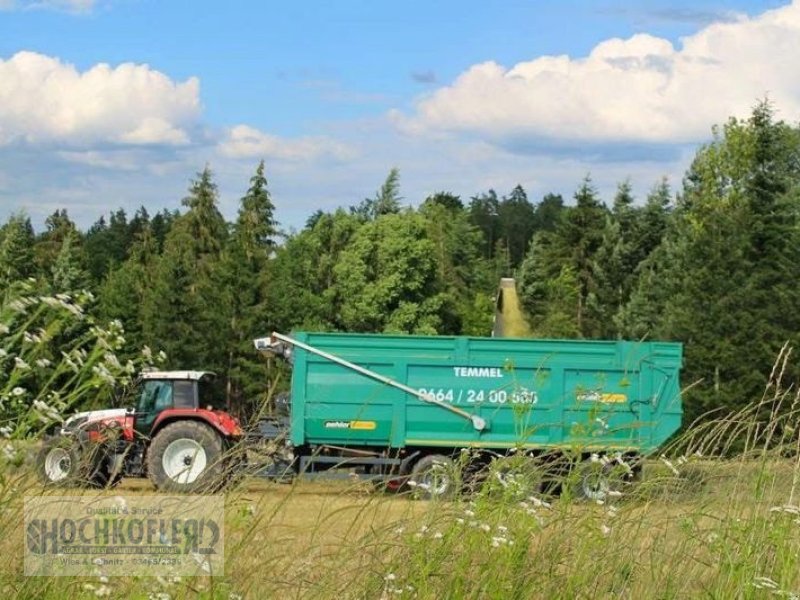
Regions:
[[36, 437, 117, 488], [409, 454, 458, 500], [37, 437, 81, 487], [147, 421, 224, 493]]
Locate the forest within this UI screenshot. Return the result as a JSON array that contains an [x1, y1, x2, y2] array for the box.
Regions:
[[2, 101, 799, 428]]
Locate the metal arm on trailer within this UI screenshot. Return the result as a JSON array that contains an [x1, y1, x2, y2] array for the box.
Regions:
[[255, 332, 487, 432]]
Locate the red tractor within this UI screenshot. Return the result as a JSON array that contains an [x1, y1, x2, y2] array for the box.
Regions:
[[36, 371, 243, 492]]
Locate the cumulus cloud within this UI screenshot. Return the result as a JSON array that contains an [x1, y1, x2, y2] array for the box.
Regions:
[[218, 125, 356, 162], [0, 51, 200, 147], [399, 1, 800, 147]]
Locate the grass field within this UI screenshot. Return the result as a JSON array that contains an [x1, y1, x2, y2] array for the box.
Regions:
[[2, 449, 800, 600]]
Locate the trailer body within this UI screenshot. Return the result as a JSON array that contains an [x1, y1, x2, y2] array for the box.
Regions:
[[284, 332, 682, 455]]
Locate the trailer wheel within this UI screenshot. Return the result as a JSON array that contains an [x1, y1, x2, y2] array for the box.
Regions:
[[573, 459, 626, 502], [409, 455, 458, 500], [147, 421, 224, 492]]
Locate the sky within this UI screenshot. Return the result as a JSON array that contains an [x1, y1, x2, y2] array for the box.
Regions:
[[0, 0, 797, 232]]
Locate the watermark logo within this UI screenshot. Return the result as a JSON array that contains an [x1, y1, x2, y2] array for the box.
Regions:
[[24, 495, 224, 576]]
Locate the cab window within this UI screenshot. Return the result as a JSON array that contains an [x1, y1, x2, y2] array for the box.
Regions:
[[136, 380, 173, 413], [198, 377, 225, 410], [173, 381, 195, 409]]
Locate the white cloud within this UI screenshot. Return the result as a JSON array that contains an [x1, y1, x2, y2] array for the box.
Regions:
[[218, 124, 356, 162], [0, 51, 200, 147], [0, 0, 96, 12], [399, 1, 800, 147]]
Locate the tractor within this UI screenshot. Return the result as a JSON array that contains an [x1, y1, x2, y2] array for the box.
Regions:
[[36, 370, 243, 492]]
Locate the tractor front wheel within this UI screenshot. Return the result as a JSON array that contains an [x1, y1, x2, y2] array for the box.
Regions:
[[37, 436, 117, 488], [147, 421, 224, 492]]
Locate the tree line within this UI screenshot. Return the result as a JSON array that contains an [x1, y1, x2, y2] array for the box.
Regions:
[[1, 101, 798, 426]]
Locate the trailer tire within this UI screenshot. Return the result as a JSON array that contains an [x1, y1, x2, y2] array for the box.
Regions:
[[409, 455, 458, 500], [147, 421, 224, 493], [572, 459, 626, 502]]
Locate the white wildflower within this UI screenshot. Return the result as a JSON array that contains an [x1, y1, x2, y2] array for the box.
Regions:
[[752, 576, 779, 590], [2, 443, 15, 461], [660, 456, 681, 477], [191, 552, 211, 573], [455, 518, 464, 525], [497, 525, 508, 533], [13, 357, 30, 371], [770, 505, 800, 515], [35, 358, 52, 368], [103, 353, 121, 369], [491, 536, 508, 546], [433, 531, 443, 539], [0, 426, 12, 438], [600, 524, 611, 536], [94, 584, 112, 597], [8, 300, 26, 312], [464, 509, 475, 517], [614, 454, 633, 473], [11, 387, 25, 397], [0, 324, 9, 335], [385, 573, 396, 581], [23, 331, 41, 344], [480, 523, 491, 532], [528, 496, 551, 509], [63, 302, 84, 317], [590, 453, 600, 463], [61, 352, 79, 373]]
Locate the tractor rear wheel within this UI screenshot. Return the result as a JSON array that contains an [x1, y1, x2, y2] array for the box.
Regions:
[[147, 421, 224, 492]]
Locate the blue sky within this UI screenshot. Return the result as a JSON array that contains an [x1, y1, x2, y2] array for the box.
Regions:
[[0, 0, 796, 231]]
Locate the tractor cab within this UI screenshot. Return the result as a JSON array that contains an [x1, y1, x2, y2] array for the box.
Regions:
[[133, 370, 222, 436]]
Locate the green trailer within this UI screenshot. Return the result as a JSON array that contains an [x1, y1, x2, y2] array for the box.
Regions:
[[254, 331, 682, 499]]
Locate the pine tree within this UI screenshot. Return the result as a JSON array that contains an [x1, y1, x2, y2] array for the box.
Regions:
[[50, 231, 90, 292], [621, 101, 800, 425], [221, 161, 279, 411], [143, 167, 229, 373], [0, 213, 35, 289], [497, 185, 537, 268]]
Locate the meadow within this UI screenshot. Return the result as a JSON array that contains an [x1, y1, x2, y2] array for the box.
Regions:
[[2, 439, 800, 599]]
